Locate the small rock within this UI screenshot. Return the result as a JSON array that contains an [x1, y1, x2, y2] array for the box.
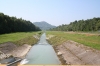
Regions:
[[57, 51, 62, 55]]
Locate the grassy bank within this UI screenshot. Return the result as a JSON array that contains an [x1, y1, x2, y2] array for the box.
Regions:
[[0, 32, 41, 45], [47, 31, 100, 50]]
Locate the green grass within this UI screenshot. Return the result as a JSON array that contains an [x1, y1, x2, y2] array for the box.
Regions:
[[47, 31, 100, 50], [15, 36, 38, 46], [0, 32, 41, 45]]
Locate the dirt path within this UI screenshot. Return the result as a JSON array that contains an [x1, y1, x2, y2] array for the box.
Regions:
[[56, 40, 100, 65]]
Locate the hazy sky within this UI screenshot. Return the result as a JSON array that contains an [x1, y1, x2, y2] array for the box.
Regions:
[[0, 0, 100, 26]]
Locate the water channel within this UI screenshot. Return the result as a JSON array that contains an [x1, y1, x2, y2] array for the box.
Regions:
[[20, 33, 60, 65]]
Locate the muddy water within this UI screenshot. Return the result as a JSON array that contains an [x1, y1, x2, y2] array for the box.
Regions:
[[20, 33, 60, 65]]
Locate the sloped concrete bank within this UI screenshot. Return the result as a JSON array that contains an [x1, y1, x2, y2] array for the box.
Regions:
[[55, 40, 100, 65], [0, 42, 32, 63]]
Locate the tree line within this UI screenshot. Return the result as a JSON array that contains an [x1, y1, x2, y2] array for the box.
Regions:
[[50, 17, 100, 31], [0, 13, 41, 34]]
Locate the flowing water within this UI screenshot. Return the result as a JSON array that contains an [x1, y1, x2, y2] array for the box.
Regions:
[[20, 33, 60, 65]]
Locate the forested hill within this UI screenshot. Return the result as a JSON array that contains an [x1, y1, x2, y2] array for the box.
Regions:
[[0, 13, 41, 34], [33, 21, 56, 30], [50, 17, 100, 31]]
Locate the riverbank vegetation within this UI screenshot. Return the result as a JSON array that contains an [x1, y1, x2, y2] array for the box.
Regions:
[[47, 31, 100, 50], [0, 32, 41, 45], [0, 13, 41, 34]]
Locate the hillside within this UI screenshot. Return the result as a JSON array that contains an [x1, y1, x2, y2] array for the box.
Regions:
[[50, 17, 100, 31], [33, 21, 56, 30]]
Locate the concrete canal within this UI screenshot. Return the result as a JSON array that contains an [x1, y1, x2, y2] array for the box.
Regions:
[[20, 33, 60, 65]]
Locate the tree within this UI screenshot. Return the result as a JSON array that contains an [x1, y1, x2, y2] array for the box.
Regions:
[[50, 17, 100, 31], [0, 13, 41, 34]]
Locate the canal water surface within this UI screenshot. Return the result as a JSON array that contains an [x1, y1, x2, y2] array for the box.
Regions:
[[20, 33, 60, 65]]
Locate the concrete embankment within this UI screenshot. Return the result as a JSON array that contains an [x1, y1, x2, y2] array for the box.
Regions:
[[55, 40, 100, 65], [10, 44, 31, 58], [47, 34, 100, 65], [0, 42, 32, 64]]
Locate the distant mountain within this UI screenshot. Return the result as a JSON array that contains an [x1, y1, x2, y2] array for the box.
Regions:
[[33, 21, 56, 30]]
